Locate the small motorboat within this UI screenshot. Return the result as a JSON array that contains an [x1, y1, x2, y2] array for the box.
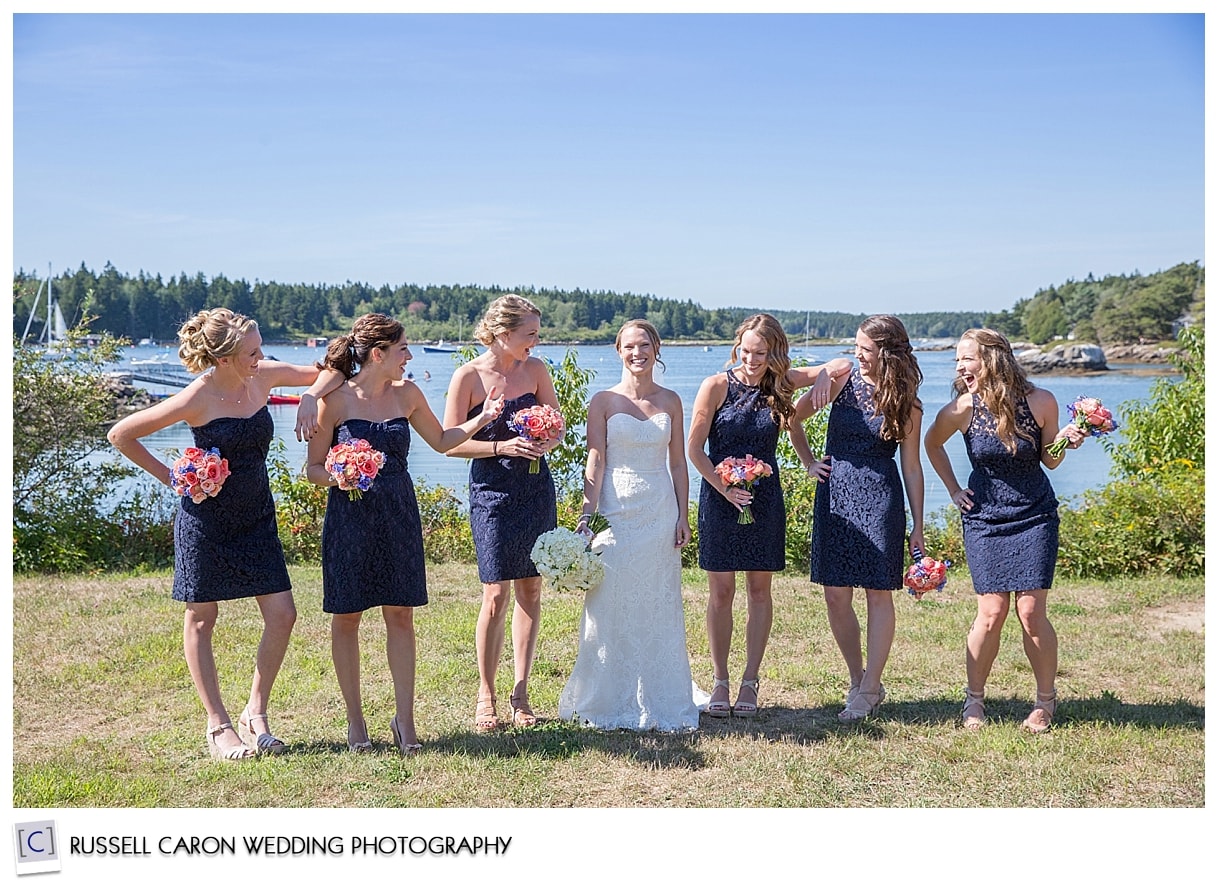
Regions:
[[422, 339, 459, 354], [267, 392, 302, 405]]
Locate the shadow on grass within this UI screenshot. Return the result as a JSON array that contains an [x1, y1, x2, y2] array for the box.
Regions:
[[764, 694, 1207, 734], [286, 694, 1203, 761]]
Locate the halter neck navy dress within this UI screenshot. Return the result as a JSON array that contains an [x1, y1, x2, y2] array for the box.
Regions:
[[961, 394, 1060, 594], [321, 418, 427, 614], [172, 406, 292, 603], [697, 370, 785, 572], [466, 392, 558, 584]]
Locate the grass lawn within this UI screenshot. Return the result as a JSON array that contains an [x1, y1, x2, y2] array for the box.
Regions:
[[12, 563, 1203, 810]]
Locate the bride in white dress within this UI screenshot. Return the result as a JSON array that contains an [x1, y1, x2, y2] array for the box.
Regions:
[[559, 320, 707, 731]]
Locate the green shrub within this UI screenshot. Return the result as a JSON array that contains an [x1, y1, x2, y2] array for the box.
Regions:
[[1057, 463, 1204, 578], [1104, 324, 1203, 477], [415, 479, 475, 563], [267, 439, 328, 564]]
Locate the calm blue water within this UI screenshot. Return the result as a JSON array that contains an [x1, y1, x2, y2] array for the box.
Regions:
[[119, 341, 1167, 513]]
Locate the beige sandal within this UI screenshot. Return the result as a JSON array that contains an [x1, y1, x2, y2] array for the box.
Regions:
[[509, 694, 538, 727], [962, 688, 986, 731], [207, 722, 256, 762], [1021, 689, 1057, 734], [839, 683, 886, 722], [475, 695, 500, 731], [733, 678, 760, 717], [704, 678, 731, 718]]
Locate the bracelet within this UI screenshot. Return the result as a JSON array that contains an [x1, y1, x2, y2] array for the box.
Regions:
[[493, 440, 499, 456], [578, 513, 591, 523]]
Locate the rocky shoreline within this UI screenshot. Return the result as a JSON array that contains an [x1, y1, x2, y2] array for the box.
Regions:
[[1015, 342, 1179, 375]]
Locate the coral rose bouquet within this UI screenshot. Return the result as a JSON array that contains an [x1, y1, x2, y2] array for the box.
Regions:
[[1046, 395, 1118, 458], [509, 404, 565, 473], [325, 437, 387, 500], [531, 526, 610, 592], [170, 446, 231, 504], [714, 454, 774, 524], [904, 546, 952, 600]]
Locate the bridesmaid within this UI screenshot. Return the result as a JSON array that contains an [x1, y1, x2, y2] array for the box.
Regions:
[[305, 314, 502, 754], [442, 295, 562, 731], [107, 308, 339, 761], [924, 328, 1085, 733], [790, 314, 925, 721], [687, 313, 849, 718]]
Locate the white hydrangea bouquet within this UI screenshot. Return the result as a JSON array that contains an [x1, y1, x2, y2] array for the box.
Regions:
[[530, 525, 613, 592]]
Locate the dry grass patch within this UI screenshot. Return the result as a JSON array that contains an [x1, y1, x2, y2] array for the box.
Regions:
[[12, 565, 1204, 808]]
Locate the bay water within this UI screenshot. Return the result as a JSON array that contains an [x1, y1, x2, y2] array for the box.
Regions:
[[120, 341, 1165, 514]]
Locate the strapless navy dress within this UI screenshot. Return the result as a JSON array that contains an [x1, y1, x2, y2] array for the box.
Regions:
[[466, 393, 558, 583], [321, 418, 427, 614], [172, 406, 292, 603]]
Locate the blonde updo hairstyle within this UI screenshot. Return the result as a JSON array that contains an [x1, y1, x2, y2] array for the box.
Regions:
[[177, 308, 259, 374], [319, 313, 405, 378], [474, 294, 542, 346], [616, 318, 666, 372]]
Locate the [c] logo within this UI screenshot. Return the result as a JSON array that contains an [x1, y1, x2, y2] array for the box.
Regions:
[[12, 820, 61, 876]]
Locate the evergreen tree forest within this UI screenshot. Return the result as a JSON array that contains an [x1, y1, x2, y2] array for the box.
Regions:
[[13, 260, 1201, 346]]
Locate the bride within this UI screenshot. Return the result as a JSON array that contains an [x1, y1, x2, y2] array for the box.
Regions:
[[559, 320, 706, 731]]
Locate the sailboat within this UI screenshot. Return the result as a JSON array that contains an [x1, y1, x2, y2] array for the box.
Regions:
[[423, 316, 463, 353], [21, 264, 71, 348]]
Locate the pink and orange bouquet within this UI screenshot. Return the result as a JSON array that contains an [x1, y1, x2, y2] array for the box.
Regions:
[[170, 446, 231, 504], [1046, 395, 1118, 458], [324, 438, 387, 500], [904, 547, 951, 600], [714, 454, 774, 525], [509, 404, 565, 473]]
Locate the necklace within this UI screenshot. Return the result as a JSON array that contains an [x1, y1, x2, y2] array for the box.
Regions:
[[210, 374, 251, 405]]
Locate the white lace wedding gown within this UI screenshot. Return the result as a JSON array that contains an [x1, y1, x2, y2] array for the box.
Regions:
[[558, 412, 706, 731]]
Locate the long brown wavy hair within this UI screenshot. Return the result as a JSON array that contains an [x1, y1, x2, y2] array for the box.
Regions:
[[858, 314, 923, 442], [952, 327, 1036, 454], [727, 313, 795, 429], [319, 313, 405, 378]]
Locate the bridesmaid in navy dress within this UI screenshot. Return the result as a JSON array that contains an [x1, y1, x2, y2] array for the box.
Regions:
[[924, 328, 1085, 734], [790, 315, 925, 722], [306, 314, 502, 754], [687, 313, 849, 719], [108, 308, 339, 761], [443, 295, 561, 731]]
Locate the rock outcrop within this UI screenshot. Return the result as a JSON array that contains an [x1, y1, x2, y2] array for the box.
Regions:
[[1016, 344, 1108, 373]]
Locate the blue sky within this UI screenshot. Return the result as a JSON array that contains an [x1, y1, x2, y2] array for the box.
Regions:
[[11, 11, 1204, 315]]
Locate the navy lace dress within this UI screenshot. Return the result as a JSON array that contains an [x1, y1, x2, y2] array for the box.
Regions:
[[172, 406, 292, 603], [467, 393, 558, 583], [810, 369, 906, 590], [321, 418, 427, 614], [697, 370, 785, 572], [961, 395, 1059, 594]]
